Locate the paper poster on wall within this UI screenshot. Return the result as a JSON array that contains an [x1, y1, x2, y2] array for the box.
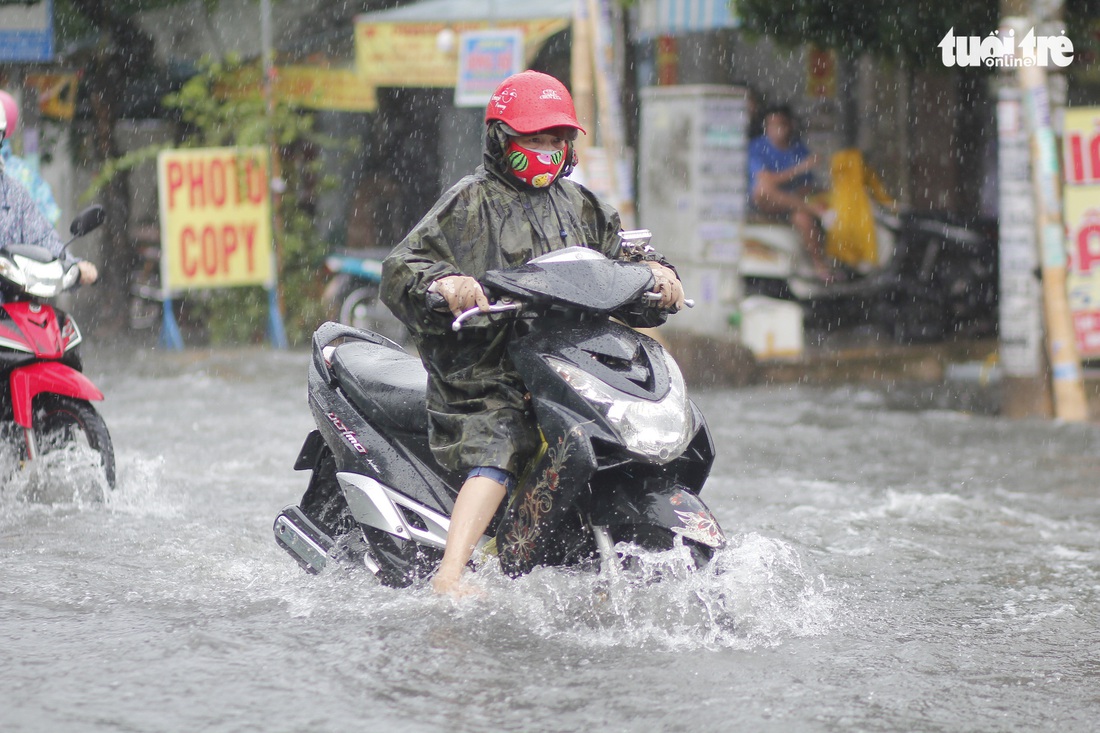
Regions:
[[997, 90, 1043, 377]]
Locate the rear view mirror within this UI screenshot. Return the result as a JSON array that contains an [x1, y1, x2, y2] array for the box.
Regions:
[[70, 205, 106, 238]]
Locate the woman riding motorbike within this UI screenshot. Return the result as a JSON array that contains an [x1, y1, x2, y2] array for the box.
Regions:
[[381, 70, 684, 597], [0, 97, 97, 286]]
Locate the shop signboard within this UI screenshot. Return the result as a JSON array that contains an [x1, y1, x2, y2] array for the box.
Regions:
[[0, 0, 52, 62], [157, 147, 274, 291], [1063, 108, 1100, 359]]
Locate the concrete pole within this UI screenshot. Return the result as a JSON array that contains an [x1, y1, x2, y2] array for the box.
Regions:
[[586, 0, 633, 227], [261, 0, 288, 347], [571, 0, 594, 150], [998, 0, 1054, 418], [1005, 11, 1089, 421]]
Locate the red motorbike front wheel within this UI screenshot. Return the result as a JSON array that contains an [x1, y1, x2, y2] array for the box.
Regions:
[[32, 395, 116, 489]]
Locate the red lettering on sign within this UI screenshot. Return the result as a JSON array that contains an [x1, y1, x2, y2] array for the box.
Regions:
[[188, 160, 205, 208], [228, 158, 241, 205], [1068, 133, 1085, 183], [242, 224, 257, 272], [167, 161, 184, 210], [181, 227, 198, 277], [1076, 222, 1100, 274], [177, 223, 264, 279], [210, 159, 227, 206], [1065, 129, 1100, 185], [222, 224, 238, 269], [246, 158, 266, 204], [1091, 134, 1100, 185], [201, 226, 219, 276]]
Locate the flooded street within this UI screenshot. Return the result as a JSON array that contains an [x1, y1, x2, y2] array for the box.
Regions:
[[2, 345, 1098, 732]]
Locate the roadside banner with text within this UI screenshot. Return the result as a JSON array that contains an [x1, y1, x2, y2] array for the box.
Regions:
[[354, 18, 567, 88], [0, 0, 53, 62], [455, 29, 524, 108], [1063, 108, 1100, 359], [1064, 186, 1100, 359], [157, 147, 274, 291]]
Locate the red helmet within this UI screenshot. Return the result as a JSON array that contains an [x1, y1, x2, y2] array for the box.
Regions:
[[485, 70, 585, 136], [0, 90, 17, 140]]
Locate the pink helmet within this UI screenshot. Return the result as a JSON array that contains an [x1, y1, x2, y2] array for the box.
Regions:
[[485, 71, 585, 136], [0, 90, 17, 140]]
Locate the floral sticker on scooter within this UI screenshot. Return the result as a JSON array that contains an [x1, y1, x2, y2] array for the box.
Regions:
[[672, 507, 726, 548], [502, 428, 580, 565]]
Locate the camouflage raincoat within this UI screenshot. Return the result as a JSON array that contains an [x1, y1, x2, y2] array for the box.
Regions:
[[381, 123, 670, 476]]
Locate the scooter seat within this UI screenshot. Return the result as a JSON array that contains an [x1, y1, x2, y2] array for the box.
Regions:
[[330, 341, 428, 433]]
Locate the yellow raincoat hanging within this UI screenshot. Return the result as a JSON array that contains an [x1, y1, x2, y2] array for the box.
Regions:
[[826, 149, 897, 268]]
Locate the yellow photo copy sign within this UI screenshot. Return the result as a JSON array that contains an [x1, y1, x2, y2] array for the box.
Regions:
[[157, 147, 274, 290]]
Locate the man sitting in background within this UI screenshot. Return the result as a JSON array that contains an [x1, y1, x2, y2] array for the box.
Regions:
[[748, 105, 833, 283]]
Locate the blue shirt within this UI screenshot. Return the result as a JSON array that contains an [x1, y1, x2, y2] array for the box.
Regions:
[[747, 135, 815, 197]]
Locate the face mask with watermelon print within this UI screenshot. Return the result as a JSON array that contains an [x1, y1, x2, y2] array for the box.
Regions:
[[505, 141, 568, 189]]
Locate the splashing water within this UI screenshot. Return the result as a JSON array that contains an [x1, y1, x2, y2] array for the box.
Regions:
[[1, 442, 109, 506], [430, 533, 840, 652], [5, 348, 1099, 733]]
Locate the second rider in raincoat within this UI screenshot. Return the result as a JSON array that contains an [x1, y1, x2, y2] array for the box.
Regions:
[[381, 70, 684, 596]]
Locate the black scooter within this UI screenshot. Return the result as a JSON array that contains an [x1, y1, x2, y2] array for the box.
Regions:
[[742, 206, 999, 343], [274, 241, 725, 587]]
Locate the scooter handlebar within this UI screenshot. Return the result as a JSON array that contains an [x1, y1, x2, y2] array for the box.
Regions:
[[450, 291, 693, 331], [642, 291, 695, 309], [451, 301, 522, 331]]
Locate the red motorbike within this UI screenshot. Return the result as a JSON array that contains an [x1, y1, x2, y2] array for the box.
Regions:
[[0, 205, 114, 488]]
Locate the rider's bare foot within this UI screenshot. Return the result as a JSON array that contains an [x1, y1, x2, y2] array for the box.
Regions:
[[431, 571, 485, 599]]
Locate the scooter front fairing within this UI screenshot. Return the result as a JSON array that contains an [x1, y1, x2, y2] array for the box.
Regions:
[[495, 317, 721, 576]]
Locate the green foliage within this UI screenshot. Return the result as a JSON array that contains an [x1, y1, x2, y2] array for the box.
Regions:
[[53, 0, 193, 46], [733, 0, 999, 67]]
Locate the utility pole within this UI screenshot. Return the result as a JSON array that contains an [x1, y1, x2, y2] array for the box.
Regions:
[[1006, 10, 1089, 421], [997, 0, 1088, 420], [260, 0, 288, 348]]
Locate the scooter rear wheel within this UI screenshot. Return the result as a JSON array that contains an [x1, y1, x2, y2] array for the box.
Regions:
[[33, 395, 116, 489]]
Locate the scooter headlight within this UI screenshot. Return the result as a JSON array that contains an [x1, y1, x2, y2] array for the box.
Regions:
[[545, 353, 694, 464], [21, 259, 74, 298], [0, 254, 73, 298], [0, 254, 28, 290]]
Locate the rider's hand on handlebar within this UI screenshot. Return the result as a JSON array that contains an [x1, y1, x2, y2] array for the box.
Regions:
[[432, 275, 490, 317], [645, 262, 685, 311], [78, 261, 99, 285]]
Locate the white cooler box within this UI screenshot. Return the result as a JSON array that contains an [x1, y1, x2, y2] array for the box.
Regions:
[[739, 296, 804, 360]]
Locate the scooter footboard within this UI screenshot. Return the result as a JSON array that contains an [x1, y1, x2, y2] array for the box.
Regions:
[[588, 479, 726, 550]]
